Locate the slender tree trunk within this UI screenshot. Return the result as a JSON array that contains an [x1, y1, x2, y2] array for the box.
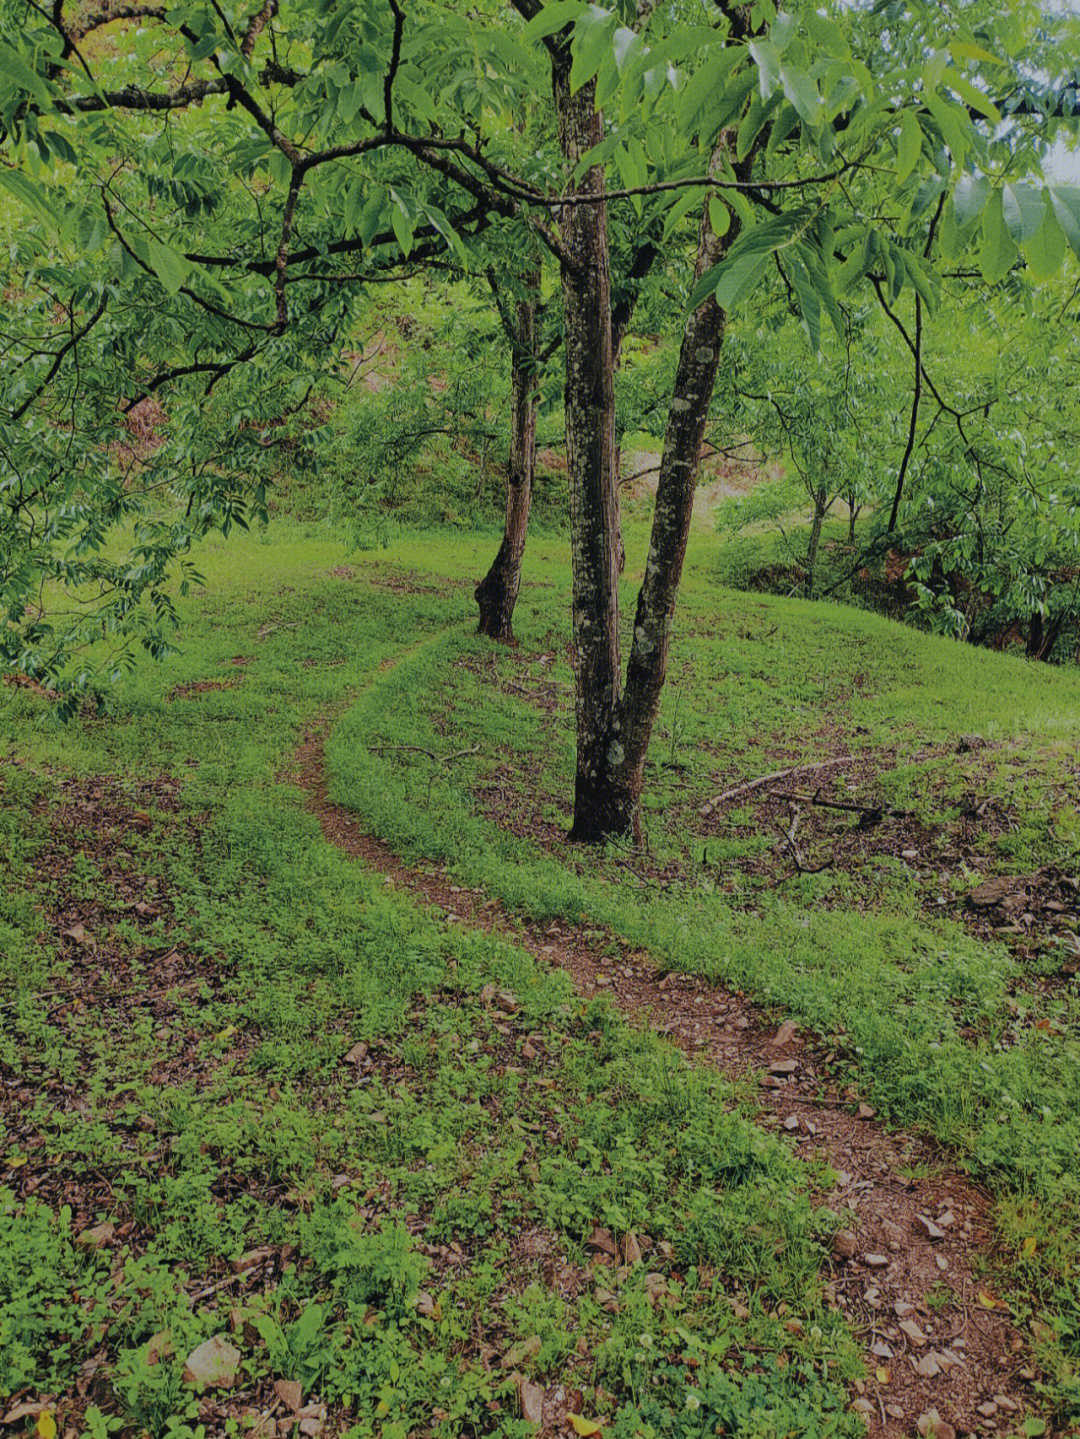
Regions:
[[806, 489, 827, 595], [476, 284, 538, 643], [593, 136, 747, 840], [551, 70, 622, 842]]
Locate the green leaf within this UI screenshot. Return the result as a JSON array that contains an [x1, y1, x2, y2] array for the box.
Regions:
[[896, 111, 923, 184], [0, 40, 54, 107], [674, 46, 743, 136], [779, 65, 820, 125], [1023, 198, 1066, 280], [787, 253, 821, 353], [770, 11, 796, 55], [715, 250, 771, 309], [748, 40, 781, 101], [569, 6, 614, 94], [953, 174, 991, 229], [1050, 186, 1080, 259], [947, 69, 1000, 123], [522, 0, 585, 42], [979, 189, 1018, 284], [805, 12, 849, 58], [0, 169, 60, 227], [923, 89, 970, 165], [145, 240, 191, 296], [736, 92, 776, 161], [662, 186, 705, 241], [1001, 183, 1047, 243], [391, 203, 414, 259], [708, 198, 731, 238], [359, 190, 384, 248]]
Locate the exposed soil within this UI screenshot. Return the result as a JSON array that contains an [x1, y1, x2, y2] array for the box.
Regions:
[[294, 719, 1037, 1439]]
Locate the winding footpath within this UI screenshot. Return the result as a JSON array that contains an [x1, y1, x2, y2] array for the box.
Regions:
[[292, 688, 1036, 1439]]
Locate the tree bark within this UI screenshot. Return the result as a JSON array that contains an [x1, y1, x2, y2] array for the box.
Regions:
[[806, 488, 827, 595], [592, 136, 747, 841], [550, 70, 623, 842], [476, 283, 538, 643]]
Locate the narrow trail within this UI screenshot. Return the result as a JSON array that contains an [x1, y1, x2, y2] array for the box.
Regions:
[[294, 711, 1035, 1439]]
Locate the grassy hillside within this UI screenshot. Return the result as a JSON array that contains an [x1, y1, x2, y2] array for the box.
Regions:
[[1, 518, 1077, 1437]]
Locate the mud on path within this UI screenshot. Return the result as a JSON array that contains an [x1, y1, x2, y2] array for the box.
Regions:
[[293, 717, 1035, 1439]]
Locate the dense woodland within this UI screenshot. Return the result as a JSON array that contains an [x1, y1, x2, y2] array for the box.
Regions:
[[2, 2, 1080, 1438]]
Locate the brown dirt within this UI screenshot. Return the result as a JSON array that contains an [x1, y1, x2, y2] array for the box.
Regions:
[[293, 718, 1038, 1439]]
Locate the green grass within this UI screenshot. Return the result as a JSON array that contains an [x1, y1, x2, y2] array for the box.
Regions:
[[320, 524, 1080, 1425], [0, 523, 866, 1439]]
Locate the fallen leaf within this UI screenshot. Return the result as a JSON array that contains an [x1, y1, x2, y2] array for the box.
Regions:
[[977, 1290, 1000, 1311], [875, 1366, 891, 1384], [1022, 1236, 1037, 1258], [36, 1416, 56, 1439], [76, 1220, 115, 1249], [569, 1416, 604, 1436]]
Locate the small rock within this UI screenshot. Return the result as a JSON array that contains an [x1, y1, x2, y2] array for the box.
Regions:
[[183, 1336, 242, 1391], [916, 1214, 946, 1240], [783, 1114, 800, 1132], [917, 1409, 956, 1439], [496, 990, 519, 1014], [856, 1102, 876, 1120], [517, 1377, 545, 1427], [914, 1354, 942, 1377], [899, 1317, 928, 1347], [342, 1041, 369, 1066], [864, 1253, 889, 1268], [768, 1058, 799, 1076], [586, 1225, 618, 1257], [772, 1019, 799, 1047], [976, 1402, 998, 1419], [298, 1419, 322, 1437], [901, 849, 919, 861], [415, 1291, 436, 1317], [274, 1380, 303, 1412], [832, 1229, 858, 1260]]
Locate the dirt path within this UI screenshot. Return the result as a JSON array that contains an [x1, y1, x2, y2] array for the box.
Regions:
[[294, 715, 1035, 1439]]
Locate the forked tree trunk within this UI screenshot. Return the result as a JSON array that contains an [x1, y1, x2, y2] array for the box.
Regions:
[[552, 68, 623, 842], [476, 284, 539, 643], [589, 136, 748, 841]]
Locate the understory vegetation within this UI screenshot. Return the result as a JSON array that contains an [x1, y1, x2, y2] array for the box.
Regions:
[[3, 0, 1080, 1435]]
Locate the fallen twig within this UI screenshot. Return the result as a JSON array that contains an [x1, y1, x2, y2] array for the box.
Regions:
[[770, 789, 910, 822], [701, 756, 855, 814]]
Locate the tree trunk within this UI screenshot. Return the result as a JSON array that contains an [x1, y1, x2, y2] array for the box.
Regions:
[[806, 489, 827, 595], [476, 286, 538, 643], [596, 137, 747, 840], [549, 70, 623, 842]]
